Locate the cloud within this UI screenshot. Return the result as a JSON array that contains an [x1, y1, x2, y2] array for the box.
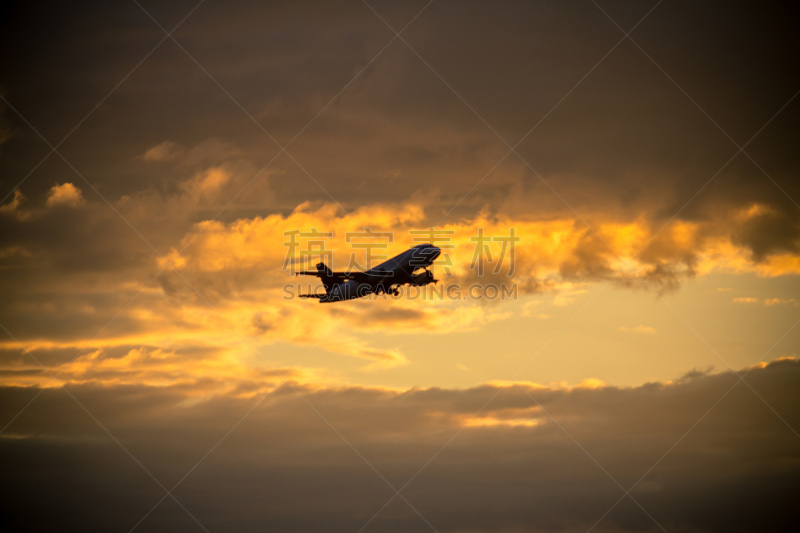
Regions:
[[0, 189, 27, 219], [164, 201, 800, 303], [1, 2, 797, 275], [5, 190, 800, 376], [2, 190, 800, 381], [0, 358, 798, 532], [733, 297, 759, 303], [552, 287, 588, 306], [764, 298, 797, 306], [141, 140, 182, 162], [45, 183, 84, 208], [731, 203, 800, 261]]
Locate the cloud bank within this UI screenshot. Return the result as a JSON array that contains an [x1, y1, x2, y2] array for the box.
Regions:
[[1, 358, 798, 532]]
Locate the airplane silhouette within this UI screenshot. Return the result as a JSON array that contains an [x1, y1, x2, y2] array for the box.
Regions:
[[295, 244, 441, 303]]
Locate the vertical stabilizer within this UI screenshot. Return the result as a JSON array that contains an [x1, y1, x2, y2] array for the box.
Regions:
[[317, 262, 335, 294]]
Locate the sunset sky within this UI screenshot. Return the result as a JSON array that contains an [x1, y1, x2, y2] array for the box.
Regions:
[[1, 1, 799, 532]]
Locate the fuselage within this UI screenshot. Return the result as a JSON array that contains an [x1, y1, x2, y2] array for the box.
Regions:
[[321, 244, 440, 303]]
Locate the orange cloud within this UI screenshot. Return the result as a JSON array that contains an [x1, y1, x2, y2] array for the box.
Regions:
[[45, 183, 84, 208], [0, 189, 25, 215], [163, 201, 800, 299], [5, 198, 799, 391], [764, 298, 797, 306], [141, 139, 182, 162]]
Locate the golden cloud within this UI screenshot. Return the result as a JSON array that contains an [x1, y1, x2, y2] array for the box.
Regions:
[[4, 198, 798, 390], [45, 183, 84, 208], [163, 200, 800, 293]]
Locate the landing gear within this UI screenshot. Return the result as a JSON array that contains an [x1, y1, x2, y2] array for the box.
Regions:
[[375, 284, 398, 296]]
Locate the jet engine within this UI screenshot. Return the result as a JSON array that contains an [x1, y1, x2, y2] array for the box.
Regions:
[[410, 269, 437, 286]]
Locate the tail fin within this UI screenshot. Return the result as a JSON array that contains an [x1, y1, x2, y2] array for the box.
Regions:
[[296, 262, 335, 299], [316, 262, 335, 294], [316, 262, 331, 276]]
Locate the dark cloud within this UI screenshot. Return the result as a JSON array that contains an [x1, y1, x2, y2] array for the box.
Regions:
[[1, 1, 797, 219], [1, 359, 799, 532], [733, 204, 800, 261]]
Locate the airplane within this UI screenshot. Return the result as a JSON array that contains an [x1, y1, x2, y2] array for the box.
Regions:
[[295, 243, 441, 303]]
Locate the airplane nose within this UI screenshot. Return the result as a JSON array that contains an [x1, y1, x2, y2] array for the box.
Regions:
[[430, 246, 441, 260]]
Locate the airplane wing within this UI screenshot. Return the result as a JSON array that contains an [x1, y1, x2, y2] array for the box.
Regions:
[[346, 270, 395, 282], [295, 270, 395, 282]]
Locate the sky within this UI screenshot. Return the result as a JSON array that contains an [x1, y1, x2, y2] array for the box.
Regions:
[[1, 1, 799, 532]]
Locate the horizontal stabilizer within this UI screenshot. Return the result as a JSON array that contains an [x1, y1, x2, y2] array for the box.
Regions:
[[296, 262, 338, 279]]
